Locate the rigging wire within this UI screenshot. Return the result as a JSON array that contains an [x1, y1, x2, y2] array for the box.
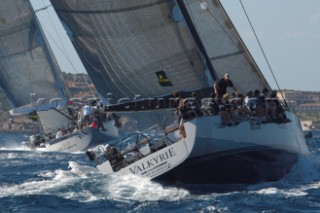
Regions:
[[186, 0, 240, 81], [25, 53, 35, 109], [39, 0, 97, 98], [29, 0, 69, 102], [41, 0, 69, 65], [238, 0, 288, 108], [41, 25, 97, 98], [190, 0, 274, 87]]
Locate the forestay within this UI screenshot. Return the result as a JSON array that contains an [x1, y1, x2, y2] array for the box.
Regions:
[[0, 0, 69, 112]]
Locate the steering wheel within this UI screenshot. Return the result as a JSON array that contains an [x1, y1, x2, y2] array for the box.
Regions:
[[131, 133, 151, 157]]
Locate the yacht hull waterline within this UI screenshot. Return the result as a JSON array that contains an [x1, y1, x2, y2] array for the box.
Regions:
[[156, 111, 308, 184]]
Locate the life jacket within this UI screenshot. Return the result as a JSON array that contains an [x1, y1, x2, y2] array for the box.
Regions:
[[91, 121, 97, 129]]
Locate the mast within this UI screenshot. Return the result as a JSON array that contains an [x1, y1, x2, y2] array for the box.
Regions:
[[176, 0, 218, 81]]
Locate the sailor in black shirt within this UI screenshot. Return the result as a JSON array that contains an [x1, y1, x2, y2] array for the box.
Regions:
[[214, 73, 237, 99]]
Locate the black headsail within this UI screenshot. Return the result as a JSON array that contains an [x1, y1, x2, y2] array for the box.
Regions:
[[182, 0, 271, 93]]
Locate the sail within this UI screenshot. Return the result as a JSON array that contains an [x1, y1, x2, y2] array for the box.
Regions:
[[183, 0, 271, 94], [50, 0, 273, 101], [37, 108, 76, 136], [0, 0, 69, 114], [50, 0, 212, 101]]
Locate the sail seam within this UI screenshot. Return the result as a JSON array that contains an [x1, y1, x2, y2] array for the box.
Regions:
[[0, 20, 34, 37], [54, 0, 174, 14], [0, 46, 39, 59], [209, 51, 243, 60]]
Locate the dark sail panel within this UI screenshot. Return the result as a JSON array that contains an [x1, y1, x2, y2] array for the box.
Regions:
[[0, 0, 68, 109], [184, 0, 271, 94], [51, 0, 211, 101]]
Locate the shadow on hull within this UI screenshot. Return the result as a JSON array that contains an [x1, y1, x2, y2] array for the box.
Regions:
[[156, 148, 298, 185]]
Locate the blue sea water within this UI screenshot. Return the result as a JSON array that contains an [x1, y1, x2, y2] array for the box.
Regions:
[[1, 131, 320, 212]]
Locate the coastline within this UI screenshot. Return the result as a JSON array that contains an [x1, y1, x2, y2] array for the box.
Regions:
[[0, 112, 38, 134]]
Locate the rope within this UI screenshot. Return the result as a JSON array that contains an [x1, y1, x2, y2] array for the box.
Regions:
[[53, 107, 75, 121], [39, 0, 96, 97], [238, 0, 288, 109]]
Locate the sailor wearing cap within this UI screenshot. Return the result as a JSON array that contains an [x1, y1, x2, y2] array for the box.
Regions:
[[214, 73, 237, 100]]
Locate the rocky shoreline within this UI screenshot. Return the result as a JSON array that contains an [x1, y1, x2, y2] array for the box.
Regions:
[[0, 112, 38, 134]]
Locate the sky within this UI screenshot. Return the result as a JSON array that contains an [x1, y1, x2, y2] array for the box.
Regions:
[[221, 0, 320, 92], [30, 0, 87, 75], [31, 0, 320, 92]]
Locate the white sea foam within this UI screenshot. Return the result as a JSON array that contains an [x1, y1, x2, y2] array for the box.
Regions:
[[0, 142, 29, 151], [67, 161, 191, 202], [104, 173, 190, 201], [0, 162, 93, 200], [254, 187, 307, 197], [0, 171, 69, 198], [0, 150, 29, 160], [36, 170, 56, 178], [64, 190, 99, 202], [246, 151, 320, 198]]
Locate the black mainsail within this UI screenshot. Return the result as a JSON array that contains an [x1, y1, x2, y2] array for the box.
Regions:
[[50, 0, 212, 101], [0, 0, 69, 114], [0, 0, 75, 136]]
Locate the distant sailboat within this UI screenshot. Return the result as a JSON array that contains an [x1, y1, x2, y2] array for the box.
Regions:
[[50, 0, 309, 183], [0, 0, 118, 152]]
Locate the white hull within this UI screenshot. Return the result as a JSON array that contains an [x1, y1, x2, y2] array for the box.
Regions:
[[30, 120, 118, 152], [93, 121, 196, 179], [192, 111, 308, 157], [88, 111, 309, 184], [157, 111, 309, 184]]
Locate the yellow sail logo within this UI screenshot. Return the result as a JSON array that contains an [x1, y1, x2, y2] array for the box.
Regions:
[[156, 71, 173, 86]]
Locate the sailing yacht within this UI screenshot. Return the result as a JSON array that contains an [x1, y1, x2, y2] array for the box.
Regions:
[[48, 0, 309, 183], [0, 0, 118, 152]]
